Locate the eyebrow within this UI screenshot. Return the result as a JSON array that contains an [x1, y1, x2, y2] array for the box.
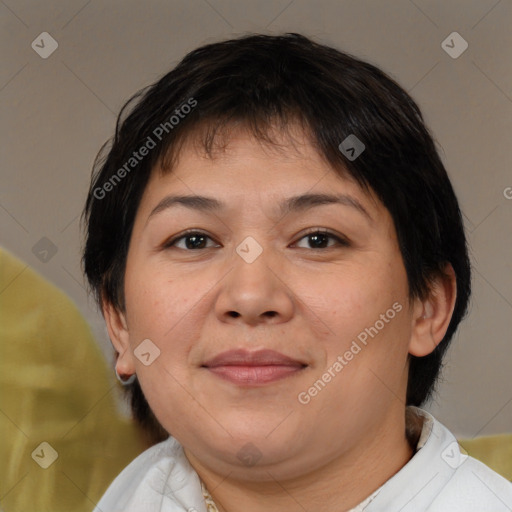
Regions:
[[147, 193, 372, 222]]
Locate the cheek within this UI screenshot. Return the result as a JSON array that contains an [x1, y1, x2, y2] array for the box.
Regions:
[[123, 262, 213, 381], [124, 261, 193, 334], [318, 265, 404, 335], [311, 312, 411, 424], [314, 261, 410, 384]]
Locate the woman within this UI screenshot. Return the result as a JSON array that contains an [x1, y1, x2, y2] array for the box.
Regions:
[[83, 33, 512, 511]]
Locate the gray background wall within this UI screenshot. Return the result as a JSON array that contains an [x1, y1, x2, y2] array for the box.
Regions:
[[1, 0, 511, 438]]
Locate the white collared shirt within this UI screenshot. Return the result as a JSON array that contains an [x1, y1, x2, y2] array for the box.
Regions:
[[93, 408, 512, 512]]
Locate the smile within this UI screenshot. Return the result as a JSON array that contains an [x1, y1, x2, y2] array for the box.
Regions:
[[202, 349, 307, 386]]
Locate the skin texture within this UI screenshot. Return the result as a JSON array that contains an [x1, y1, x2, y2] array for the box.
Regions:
[[104, 125, 456, 512]]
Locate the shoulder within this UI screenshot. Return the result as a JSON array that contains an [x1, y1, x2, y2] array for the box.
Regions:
[[93, 436, 203, 512], [366, 408, 512, 512], [429, 454, 512, 511], [417, 408, 512, 511]]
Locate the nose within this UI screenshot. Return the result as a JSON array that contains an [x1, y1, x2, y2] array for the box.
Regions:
[[214, 244, 295, 327]]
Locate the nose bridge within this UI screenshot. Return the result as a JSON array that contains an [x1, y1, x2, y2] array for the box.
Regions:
[[215, 235, 294, 324], [231, 234, 279, 297]]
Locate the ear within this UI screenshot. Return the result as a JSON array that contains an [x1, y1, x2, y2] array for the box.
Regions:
[[408, 263, 457, 357], [102, 297, 136, 376]]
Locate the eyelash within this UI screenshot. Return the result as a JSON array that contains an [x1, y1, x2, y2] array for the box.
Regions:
[[162, 228, 350, 251]]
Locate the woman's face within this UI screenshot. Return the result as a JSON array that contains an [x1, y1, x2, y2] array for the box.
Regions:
[[113, 126, 418, 480]]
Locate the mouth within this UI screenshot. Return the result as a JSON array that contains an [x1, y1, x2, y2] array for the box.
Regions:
[[201, 349, 308, 386]]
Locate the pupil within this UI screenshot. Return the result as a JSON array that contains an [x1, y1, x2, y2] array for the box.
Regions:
[[310, 233, 328, 248], [186, 235, 205, 249]]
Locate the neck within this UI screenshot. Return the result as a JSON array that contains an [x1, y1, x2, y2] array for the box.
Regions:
[[185, 409, 415, 512]]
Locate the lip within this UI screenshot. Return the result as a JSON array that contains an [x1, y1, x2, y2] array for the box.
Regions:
[[202, 349, 307, 385]]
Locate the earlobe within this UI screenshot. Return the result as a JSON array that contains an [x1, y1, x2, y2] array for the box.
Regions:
[[409, 264, 457, 357], [102, 298, 136, 376]]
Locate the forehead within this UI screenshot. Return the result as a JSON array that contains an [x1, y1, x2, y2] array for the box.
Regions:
[[160, 120, 326, 173], [152, 123, 371, 198], [137, 122, 385, 226], [130, 123, 399, 257]]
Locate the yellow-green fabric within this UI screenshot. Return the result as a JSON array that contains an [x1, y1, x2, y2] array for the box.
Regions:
[[0, 248, 147, 511], [458, 434, 512, 482]]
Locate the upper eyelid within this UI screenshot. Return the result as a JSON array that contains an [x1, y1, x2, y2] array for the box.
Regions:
[[293, 229, 350, 248], [161, 230, 219, 249]]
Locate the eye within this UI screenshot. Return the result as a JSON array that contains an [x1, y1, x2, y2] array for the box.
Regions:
[[293, 229, 350, 250], [163, 230, 220, 250], [162, 228, 349, 251]]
